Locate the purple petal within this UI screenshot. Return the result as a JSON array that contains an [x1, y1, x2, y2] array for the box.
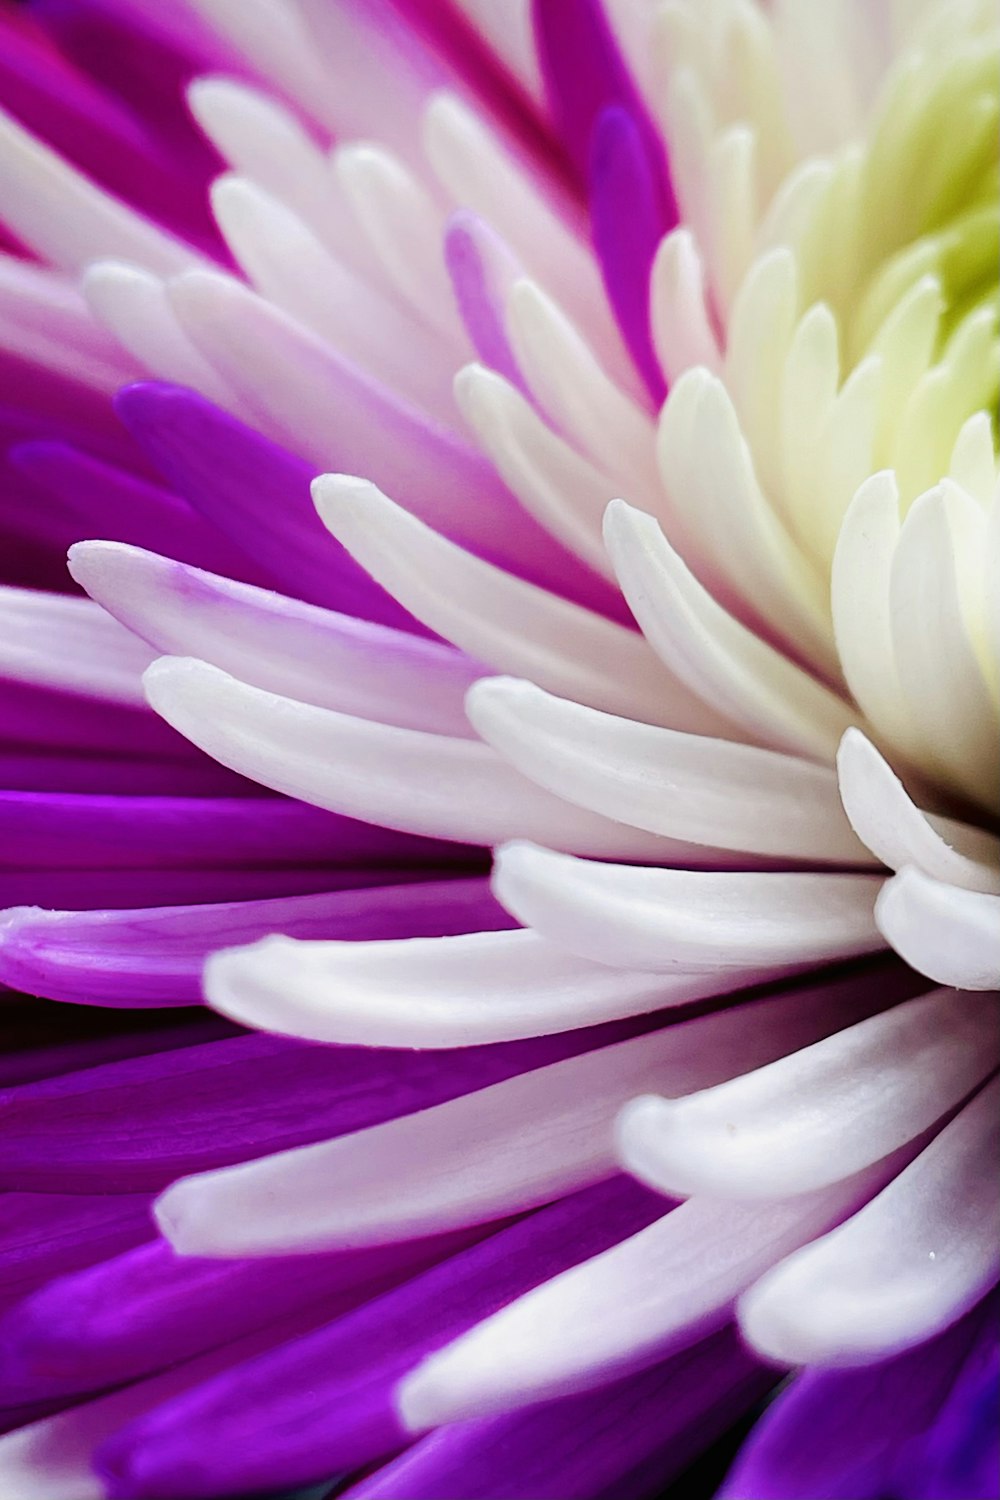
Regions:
[[114, 383, 426, 631], [0, 1013, 234, 1086], [345, 1325, 774, 1500], [717, 1299, 992, 1500], [0, 675, 200, 757], [0, 11, 217, 253], [157, 280, 615, 612], [97, 1176, 667, 1497], [590, 106, 670, 403], [0, 747, 258, 797], [0, 1192, 153, 1317], [445, 211, 526, 390], [0, 789, 467, 872], [531, 0, 663, 185], [890, 1295, 1000, 1500], [8, 441, 259, 583], [0, 1016, 646, 1191], [0, 877, 512, 1006], [0, 864, 438, 913], [0, 1225, 480, 1403]]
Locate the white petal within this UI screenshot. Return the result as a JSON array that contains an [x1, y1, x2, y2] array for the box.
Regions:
[[422, 94, 635, 391], [891, 484, 1000, 807], [0, 588, 156, 706], [210, 175, 457, 422], [604, 499, 856, 760], [739, 1076, 1000, 1364], [82, 261, 234, 404], [491, 842, 884, 971], [333, 143, 462, 342], [69, 541, 479, 736], [0, 106, 202, 276], [156, 980, 890, 1255], [205, 927, 773, 1048], [837, 728, 1000, 894], [186, 0, 339, 136], [616, 988, 998, 1199], [142, 657, 686, 859], [876, 868, 1000, 990], [399, 1167, 893, 1429], [187, 77, 371, 272], [468, 677, 870, 863], [504, 279, 660, 503], [656, 369, 836, 673], [454, 363, 620, 582], [831, 471, 918, 752], [312, 474, 690, 729], [449, 0, 543, 102], [649, 228, 723, 384]]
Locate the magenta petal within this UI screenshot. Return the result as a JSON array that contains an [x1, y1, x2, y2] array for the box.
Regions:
[[113, 383, 425, 631], [0, 1017, 643, 1191], [0, 12, 216, 253], [0, 1226, 478, 1403], [0, 1014, 235, 1086], [0, 877, 511, 1006], [531, 0, 663, 185], [96, 1177, 666, 1498], [346, 1325, 773, 1500], [445, 211, 525, 390], [0, 1191, 153, 1317], [0, 789, 466, 872], [590, 106, 671, 403], [8, 441, 260, 583], [0, 676, 199, 757], [717, 1300, 992, 1500], [0, 747, 258, 797]]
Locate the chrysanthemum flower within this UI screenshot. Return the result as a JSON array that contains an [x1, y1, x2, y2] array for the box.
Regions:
[[0, 0, 997, 1497]]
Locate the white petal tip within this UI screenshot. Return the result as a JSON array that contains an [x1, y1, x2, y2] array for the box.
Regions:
[[614, 1093, 678, 1195]]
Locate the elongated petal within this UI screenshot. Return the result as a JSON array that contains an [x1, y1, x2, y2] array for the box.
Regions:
[[204, 926, 778, 1048], [166, 270, 596, 604], [445, 213, 524, 386], [351, 1328, 773, 1500], [97, 1179, 664, 1498], [312, 474, 687, 727], [876, 868, 1000, 989], [156, 974, 896, 1255], [143, 657, 685, 859], [0, 1301, 340, 1500], [590, 105, 669, 400], [468, 677, 870, 862], [616, 989, 998, 1199], [210, 174, 458, 423], [889, 1297, 1000, 1500], [0, 1226, 470, 1404], [739, 1077, 1000, 1364], [838, 728, 1000, 893], [604, 499, 855, 760], [70, 541, 482, 736], [0, 103, 202, 275], [0, 1021, 610, 1193], [453, 362, 626, 587], [0, 878, 508, 1007], [8, 440, 247, 583], [718, 1305, 989, 1500], [0, 588, 156, 707], [0, 1194, 153, 1317], [114, 382, 422, 628], [0, 786, 453, 872], [492, 841, 883, 971], [400, 1163, 894, 1429]]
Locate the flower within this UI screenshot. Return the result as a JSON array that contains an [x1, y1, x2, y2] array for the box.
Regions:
[[0, 1, 996, 1498]]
